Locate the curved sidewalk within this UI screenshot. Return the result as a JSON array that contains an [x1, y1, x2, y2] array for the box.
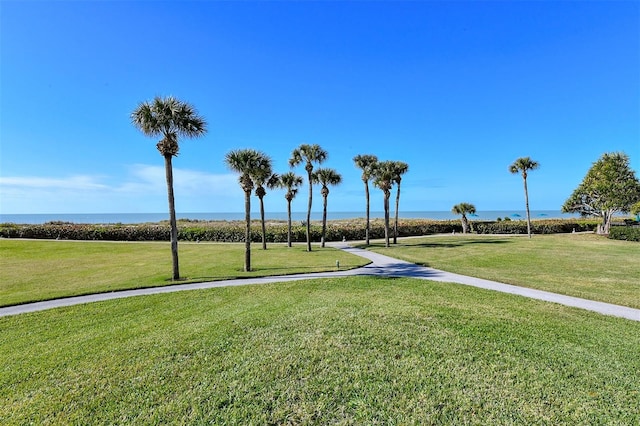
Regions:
[[2, 243, 639, 321]]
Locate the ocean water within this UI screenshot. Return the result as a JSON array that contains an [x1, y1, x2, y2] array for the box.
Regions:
[[0, 210, 582, 225]]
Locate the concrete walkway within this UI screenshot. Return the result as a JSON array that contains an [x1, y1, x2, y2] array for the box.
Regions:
[[2, 242, 639, 321]]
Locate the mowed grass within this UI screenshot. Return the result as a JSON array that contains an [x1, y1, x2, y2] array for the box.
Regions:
[[1, 277, 638, 424], [0, 240, 368, 307], [363, 233, 640, 309]]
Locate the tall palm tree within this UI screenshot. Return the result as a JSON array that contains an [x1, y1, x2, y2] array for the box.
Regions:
[[252, 158, 278, 250], [353, 154, 378, 245], [451, 202, 476, 234], [276, 172, 304, 247], [509, 157, 540, 238], [225, 149, 267, 272], [312, 168, 342, 247], [289, 143, 328, 251], [392, 161, 409, 244], [373, 160, 396, 248], [131, 96, 207, 281]]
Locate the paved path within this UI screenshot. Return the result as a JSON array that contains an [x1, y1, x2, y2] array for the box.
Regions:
[[2, 243, 639, 321]]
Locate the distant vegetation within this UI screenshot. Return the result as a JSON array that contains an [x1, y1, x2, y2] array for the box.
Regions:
[[0, 218, 601, 242]]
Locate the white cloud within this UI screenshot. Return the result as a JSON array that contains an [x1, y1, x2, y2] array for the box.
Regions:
[[0, 175, 109, 190], [120, 164, 238, 195], [0, 165, 241, 214]]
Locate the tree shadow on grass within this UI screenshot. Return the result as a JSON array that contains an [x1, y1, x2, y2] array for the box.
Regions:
[[354, 239, 512, 250], [186, 264, 363, 281], [407, 239, 513, 249]]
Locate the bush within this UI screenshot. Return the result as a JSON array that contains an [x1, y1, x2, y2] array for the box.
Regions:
[[474, 219, 597, 235], [0, 218, 600, 242], [609, 226, 640, 242]]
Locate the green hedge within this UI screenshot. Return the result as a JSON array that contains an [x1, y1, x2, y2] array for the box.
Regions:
[[608, 226, 640, 242], [0, 219, 600, 242], [474, 219, 597, 235]]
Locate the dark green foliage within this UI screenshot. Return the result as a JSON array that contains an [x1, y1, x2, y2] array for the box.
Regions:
[[0, 219, 600, 241], [474, 220, 598, 235], [608, 226, 640, 242], [0, 223, 171, 241]]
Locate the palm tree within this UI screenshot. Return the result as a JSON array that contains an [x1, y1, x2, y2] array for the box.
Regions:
[[276, 172, 304, 247], [131, 96, 207, 281], [289, 143, 328, 251], [452, 202, 476, 234], [312, 168, 342, 247], [373, 160, 396, 248], [391, 161, 409, 244], [252, 158, 278, 250], [225, 149, 267, 272], [509, 157, 540, 238], [353, 154, 378, 245]]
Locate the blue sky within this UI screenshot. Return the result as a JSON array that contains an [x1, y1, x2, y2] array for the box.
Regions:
[[1, 0, 638, 215]]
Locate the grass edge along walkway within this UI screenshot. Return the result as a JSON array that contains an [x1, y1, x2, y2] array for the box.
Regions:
[[1, 242, 639, 322]]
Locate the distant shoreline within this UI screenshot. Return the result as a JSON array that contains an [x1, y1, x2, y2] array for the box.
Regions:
[[0, 210, 590, 225]]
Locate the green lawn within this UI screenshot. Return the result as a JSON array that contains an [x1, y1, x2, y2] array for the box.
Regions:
[[0, 240, 368, 307], [363, 233, 640, 309], [1, 277, 638, 424]]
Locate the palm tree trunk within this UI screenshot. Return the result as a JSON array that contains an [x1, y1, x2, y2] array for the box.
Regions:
[[384, 191, 390, 248], [461, 215, 469, 234], [321, 195, 328, 248], [601, 210, 613, 234], [523, 177, 532, 238], [244, 190, 251, 272], [393, 183, 401, 244], [164, 155, 180, 280], [287, 199, 292, 248], [259, 196, 267, 250], [306, 172, 313, 252], [364, 181, 370, 245]]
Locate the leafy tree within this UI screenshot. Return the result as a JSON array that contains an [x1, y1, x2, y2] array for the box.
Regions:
[[252, 159, 278, 250], [452, 202, 476, 234], [131, 96, 207, 280], [373, 160, 396, 248], [392, 161, 409, 244], [312, 168, 342, 247], [562, 152, 640, 234], [631, 201, 640, 220], [353, 154, 378, 245], [289, 144, 328, 251], [509, 157, 540, 238], [225, 149, 268, 272], [276, 172, 304, 247]]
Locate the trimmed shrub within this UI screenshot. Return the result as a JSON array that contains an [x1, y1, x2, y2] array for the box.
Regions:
[[609, 226, 640, 242], [0, 218, 599, 242]]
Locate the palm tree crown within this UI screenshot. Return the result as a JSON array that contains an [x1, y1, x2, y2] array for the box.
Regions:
[[353, 154, 379, 182], [452, 202, 476, 216], [312, 168, 343, 195], [131, 96, 207, 157], [373, 160, 396, 194], [289, 144, 328, 171], [278, 172, 304, 202], [226, 149, 267, 192], [509, 157, 540, 179]]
